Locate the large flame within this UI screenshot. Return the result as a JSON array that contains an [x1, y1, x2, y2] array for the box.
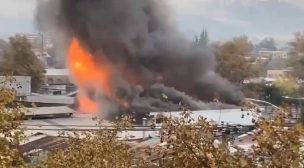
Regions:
[[77, 90, 98, 113], [68, 38, 112, 113]]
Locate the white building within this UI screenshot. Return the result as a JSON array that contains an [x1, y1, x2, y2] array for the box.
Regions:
[[0, 76, 31, 96], [45, 69, 70, 85]]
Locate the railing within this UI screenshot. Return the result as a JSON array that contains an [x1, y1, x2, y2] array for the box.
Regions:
[[245, 98, 281, 110]]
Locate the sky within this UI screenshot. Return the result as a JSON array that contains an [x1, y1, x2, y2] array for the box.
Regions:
[[1, 0, 304, 43], [0, 0, 37, 38]]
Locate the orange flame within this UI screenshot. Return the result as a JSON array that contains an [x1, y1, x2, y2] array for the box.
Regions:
[[77, 91, 98, 113], [68, 38, 112, 113]]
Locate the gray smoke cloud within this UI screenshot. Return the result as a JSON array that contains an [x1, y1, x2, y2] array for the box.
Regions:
[[36, 0, 243, 118], [132, 84, 238, 112]]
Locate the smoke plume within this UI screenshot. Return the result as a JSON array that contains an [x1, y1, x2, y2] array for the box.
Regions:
[[36, 0, 243, 117]]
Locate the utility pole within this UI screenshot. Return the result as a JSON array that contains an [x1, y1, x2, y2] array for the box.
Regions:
[[41, 32, 44, 62], [142, 117, 147, 139], [299, 99, 303, 125]]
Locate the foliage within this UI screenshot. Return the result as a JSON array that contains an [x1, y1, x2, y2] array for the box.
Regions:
[[242, 83, 266, 99], [251, 63, 267, 77], [148, 106, 304, 168], [274, 76, 299, 96], [0, 78, 26, 167], [264, 85, 283, 105], [290, 52, 304, 79], [0, 39, 9, 57], [256, 38, 277, 51], [0, 35, 46, 92], [154, 108, 254, 168], [0, 77, 303, 167], [297, 86, 304, 98], [289, 32, 304, 79], [252, 116, 304, 167], [263, 82, 301, 106], [290, 32, 304, 56], [301, 108, 304, 126], [215, 36, 255, 83], [266, 56, 289, 70], [37, 116, 148, 168], [0, 90, 304, 168], [194, 28, 209, 47]]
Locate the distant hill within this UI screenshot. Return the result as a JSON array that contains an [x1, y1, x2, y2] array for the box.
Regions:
[[177, 0, 304, 41]]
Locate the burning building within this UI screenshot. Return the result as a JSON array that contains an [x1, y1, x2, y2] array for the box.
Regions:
[[36, 0, 243, 119]]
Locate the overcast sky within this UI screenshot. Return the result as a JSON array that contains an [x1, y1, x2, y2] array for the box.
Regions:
[[1, 0, 304, 43]]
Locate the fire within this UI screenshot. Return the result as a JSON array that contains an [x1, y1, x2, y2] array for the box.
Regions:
[[77, 91, 98, 113], [68, 38, 112, 113], [121, 100, 129, 108]]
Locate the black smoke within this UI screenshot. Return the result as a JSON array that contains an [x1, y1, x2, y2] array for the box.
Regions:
[[36, 0, 243, 117]]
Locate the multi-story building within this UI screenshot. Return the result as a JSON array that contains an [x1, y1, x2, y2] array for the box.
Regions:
[[21, 33, 53, 50], [258, 49, 288, 59], [19, 33, 53, 66]]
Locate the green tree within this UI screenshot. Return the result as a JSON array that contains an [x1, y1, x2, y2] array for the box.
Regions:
[[0, 35, 46, 91], [0, 78, 26, 167], [215, 36, 254, 83], [274, 76, 299, 96], [194, 28, 209, 47]]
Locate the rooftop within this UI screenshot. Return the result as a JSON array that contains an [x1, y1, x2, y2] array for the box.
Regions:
[[46, 69, 69, 76], [24, 94, 74, 105], [25, 106, 75, 118], [150, 109, 260, 126]]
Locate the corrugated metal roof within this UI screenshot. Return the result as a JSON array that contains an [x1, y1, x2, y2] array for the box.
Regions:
[[20, 134, 68, 159], [25, 106, 75, 117], [150, 109, 259, 126], [25, 94, 74, 104], [46, 69, 69, 76]]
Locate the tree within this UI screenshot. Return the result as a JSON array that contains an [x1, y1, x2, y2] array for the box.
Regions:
[[0, 78, 301, 168], [0, 35, 46, 91], [242, 83, 266, 100], [274, 76, 299, 96], [251, 116, 303, 167], [290, 32, 304, 56], [37, 116, 148, 168], [215, 36, 254, 83], [149, 105, 304, 168], [289, 32, 304, 79], [256, 38, 277, 51], [0, 39, 9, 63], [0, 78, 26, 167], [194, 28, 209, 47], [0, 39, 9, 56], [154, 109, 254, 167], [0, 88, 303, 167]]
